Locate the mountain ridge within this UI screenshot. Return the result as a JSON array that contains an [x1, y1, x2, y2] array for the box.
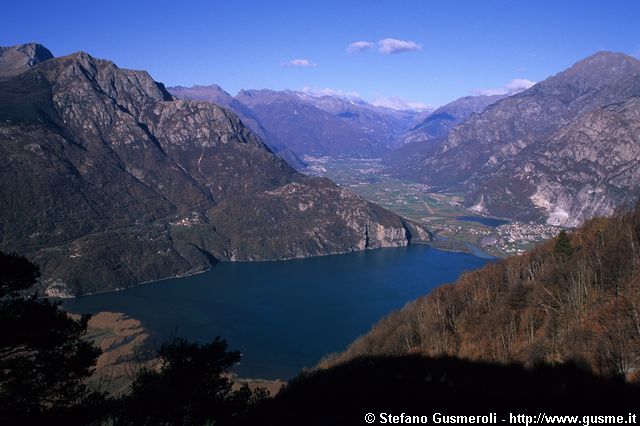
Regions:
[[172, 86, 425, 158], [234, 89, 394, 157], [168, 84, 307, 168], [0, 43, 431, 296], [389, 50, 640, 225], [0, 42, 54, 77]]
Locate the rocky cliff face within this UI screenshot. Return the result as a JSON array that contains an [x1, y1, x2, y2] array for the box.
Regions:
[[489, 96, 640, 226], [390, 51, 640, 226], [0, 44, 431, 296]]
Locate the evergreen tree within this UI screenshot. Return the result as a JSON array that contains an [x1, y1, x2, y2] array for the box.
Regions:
[[0, 251, 107, 425], [118, 337, 262, 425], [554, 230, 574, 257]]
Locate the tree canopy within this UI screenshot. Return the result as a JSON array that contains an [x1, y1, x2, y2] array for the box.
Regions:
[[0, 251, 107, 425], [0, 251, 263, 425], [118, 337, 261, 425], [554, 229, 574, 257]]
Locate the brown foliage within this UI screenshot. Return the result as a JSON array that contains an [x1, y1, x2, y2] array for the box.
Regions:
[[329, 204, 640, 380]]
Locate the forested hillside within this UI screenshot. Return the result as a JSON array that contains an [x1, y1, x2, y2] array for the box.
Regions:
[[322, 204, 640, 380]]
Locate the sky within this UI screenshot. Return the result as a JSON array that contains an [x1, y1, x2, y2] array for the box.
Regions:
[[2, 0, 639, 108]]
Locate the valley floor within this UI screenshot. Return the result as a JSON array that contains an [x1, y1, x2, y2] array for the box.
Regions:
[[304, 156, 564, 256]]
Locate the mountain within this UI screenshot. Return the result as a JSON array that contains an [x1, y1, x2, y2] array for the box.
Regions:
[[0, 42, 53, 77], [389, 51, 640, 225], [399, 94, 506, 146], [234, 89, 416, 157], [484, 95, 640, 225], [168, 84, 266, 138], [0, 43, 431, 296], [172, 86, 426, 158], [235, 89, 388, 157], [322, 204, 640, 381], [168, 84, 306, 169], [297, 92, 420, 149]]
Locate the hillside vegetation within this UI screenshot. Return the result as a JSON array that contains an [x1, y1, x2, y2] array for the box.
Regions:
[[322, 204, 640, 380]]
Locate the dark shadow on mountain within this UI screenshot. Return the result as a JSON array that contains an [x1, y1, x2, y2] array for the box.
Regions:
[[235, 355, 640, 426]]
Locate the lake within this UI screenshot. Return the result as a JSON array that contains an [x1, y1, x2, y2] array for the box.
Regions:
[[456, 215, 510, 227], [62, 245, 490, 379]]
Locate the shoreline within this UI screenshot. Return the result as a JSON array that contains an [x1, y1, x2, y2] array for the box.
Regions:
[[58, 238, 488, 300], [60, 242, 493, 387]]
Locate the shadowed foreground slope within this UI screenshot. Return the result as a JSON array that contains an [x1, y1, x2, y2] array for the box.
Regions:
[[236, 355, 640, 426]]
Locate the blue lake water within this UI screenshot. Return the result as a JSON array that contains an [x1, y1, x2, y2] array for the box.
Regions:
[[456, 215, 510, 227], [62, 245, 489, 379]]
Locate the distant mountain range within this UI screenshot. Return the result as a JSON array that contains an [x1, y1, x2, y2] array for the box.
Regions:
[[178, 51, 636, 230], [0, 43, 431, 296], [389, 51, 640, 226], [170, 86, 428, 159], [169, 84, 522, 163], [168, 84, 523, 167]]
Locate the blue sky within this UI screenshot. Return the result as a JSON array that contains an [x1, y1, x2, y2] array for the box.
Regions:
[[2, 0, 639, 107]]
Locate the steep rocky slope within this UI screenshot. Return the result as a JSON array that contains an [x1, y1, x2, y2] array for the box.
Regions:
[[391, 51, 640, 225], [0, 43, 431, 296], [168, 84, 306, 169], [478, 96, 640, 225]]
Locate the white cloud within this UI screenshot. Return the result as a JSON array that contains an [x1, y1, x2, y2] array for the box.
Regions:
[[377, 38, 422, 55], [473, 78, 536, 96], [301, 86, 361, 100], [346, 38, 422, 55], [372, 96, 433, 111], [347, 41, 375, 54], [282, 58, 318, 68]]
